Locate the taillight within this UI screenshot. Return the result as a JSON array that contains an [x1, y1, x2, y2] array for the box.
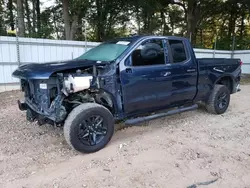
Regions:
[[240, 60, 243, 66]]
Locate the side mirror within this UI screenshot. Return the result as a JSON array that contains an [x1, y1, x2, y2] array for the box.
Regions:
[[140, 43, 161, 60]]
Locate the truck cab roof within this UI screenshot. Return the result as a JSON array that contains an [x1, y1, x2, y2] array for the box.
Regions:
[[109, 35, 189, 43]]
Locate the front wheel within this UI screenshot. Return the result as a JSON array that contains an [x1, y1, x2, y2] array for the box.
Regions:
[[64, 103, 114, 153], [206, 85, 230, 114]]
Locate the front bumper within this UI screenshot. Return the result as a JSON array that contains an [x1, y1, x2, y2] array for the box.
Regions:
[[17, 95, 67, 124], [17, 99, 53, 123], [17, 78, 67, 123]]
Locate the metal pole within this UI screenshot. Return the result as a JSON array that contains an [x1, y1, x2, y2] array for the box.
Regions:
[[213, 37, 217, 58], [15, 17, 21, 91], [189, 32, 192, 42], [15, 18, 20, 66], [231, 35, 236, 58]]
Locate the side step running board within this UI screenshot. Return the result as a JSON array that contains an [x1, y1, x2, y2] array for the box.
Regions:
[[125, 104, 198, 125]]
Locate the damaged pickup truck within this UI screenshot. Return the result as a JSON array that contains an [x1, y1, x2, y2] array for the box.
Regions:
[[12, 35, 242, 153]]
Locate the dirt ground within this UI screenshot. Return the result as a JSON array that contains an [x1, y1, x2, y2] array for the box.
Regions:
[[0, 85, 250, 188]]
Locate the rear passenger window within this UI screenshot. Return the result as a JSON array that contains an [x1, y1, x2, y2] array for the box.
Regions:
[[168, 40, 187, 63]]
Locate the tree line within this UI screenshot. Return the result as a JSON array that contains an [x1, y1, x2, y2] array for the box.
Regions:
[[0, 0, 250, 50]]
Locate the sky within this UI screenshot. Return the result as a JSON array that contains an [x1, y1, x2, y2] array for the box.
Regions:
[[40, 0, 55, 11]]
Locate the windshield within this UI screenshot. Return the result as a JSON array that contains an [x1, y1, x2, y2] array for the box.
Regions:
[[77, 41, 131, 61]]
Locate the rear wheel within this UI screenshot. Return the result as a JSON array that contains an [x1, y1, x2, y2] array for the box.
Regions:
[[206, 85, 230, 114], [64, 103, 114, 153]]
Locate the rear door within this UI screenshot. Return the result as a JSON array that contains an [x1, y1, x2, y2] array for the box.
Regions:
[[166, 39, 198, 105], [119, 38, 173, 115]]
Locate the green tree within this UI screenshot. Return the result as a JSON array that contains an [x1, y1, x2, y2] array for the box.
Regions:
[[0, 0, 250, 50], [62, 0, 89, 40], [88, 0, 130, 41], [7, 0, 15, 31], [17, 0, 25, 36], [0, 0, 6, 35]]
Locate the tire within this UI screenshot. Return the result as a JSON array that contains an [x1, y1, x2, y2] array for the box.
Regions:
[[64, 103, 114, 153], [206, 84, 230, 114]]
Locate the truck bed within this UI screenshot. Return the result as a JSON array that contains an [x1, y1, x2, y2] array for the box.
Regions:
[[198, 58, 241, 66]]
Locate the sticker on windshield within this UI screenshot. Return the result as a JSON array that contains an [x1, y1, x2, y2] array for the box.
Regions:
[[116, 41, 130, 45]]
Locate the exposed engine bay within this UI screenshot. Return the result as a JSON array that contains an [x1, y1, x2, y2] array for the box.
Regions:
[[19, 65, 117, 126]]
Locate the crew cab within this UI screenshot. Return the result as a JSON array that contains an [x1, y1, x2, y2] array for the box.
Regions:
[[12, 36, 242, 153]]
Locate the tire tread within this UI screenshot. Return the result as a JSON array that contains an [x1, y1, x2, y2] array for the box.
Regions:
[[206, 84, 230, 114], [64, 103, 114, 153]]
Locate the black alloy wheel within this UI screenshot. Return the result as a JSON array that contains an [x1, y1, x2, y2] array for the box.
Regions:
[[77, 115, 107, 146], [64, 103, 114, 153]]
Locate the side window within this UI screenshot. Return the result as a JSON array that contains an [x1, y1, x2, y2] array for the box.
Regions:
[[168, 40, 187, 63], [131, 39, 166, 66]]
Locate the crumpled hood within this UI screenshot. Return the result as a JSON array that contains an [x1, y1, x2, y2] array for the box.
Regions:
[[12, 59, 109, 79]]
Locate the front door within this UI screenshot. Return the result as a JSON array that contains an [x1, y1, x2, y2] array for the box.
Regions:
[[119, 38, 172, 115]]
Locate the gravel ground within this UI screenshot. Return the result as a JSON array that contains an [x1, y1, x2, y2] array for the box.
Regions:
[[0, 85, 250, 188]]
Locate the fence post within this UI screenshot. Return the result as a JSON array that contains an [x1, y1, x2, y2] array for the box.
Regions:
[[15, 18, 21, 66], [231, 36, 236, 58], [15, 17, 21, 91], [213, 37, 217, 58]]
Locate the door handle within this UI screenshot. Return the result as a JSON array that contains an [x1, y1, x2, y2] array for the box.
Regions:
[[187, 69, 196, 72], [125, 68, 132, 73], [213, 67, 224, 73], [163, 71, 171, 76]]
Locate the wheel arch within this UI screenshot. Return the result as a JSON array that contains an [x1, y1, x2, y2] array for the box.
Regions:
[[214, 75, 235, 94], [63, 88, 120, 118], [94, 88, 120, 115]]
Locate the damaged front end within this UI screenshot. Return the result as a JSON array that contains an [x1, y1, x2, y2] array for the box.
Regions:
[[18, 77, 68, 125], [16, 63, 118, 126]]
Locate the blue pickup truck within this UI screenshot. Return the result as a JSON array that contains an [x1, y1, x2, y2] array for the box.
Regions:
[[13, 35, 242, 153]]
